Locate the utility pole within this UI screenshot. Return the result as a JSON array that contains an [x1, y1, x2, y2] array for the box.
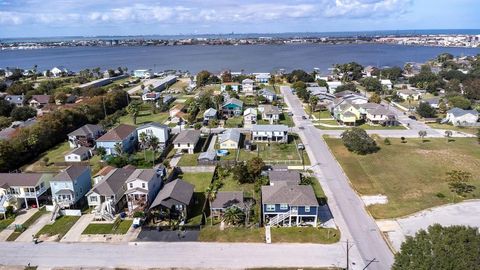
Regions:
[[363, 258, 379, 270], [345, 239, 354, 270]]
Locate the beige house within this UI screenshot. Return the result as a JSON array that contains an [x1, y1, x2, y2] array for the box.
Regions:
[[219, 129, 241, 149]]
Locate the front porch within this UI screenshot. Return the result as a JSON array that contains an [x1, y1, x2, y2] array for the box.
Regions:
[[126, 190, 148, 213], [264, 213, 317, 227]]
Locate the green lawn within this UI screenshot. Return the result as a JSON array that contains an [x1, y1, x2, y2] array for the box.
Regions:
[[199, 226, 340, 243], [177, 153, 199, 166], [325, 137, 480, 219], [316, 123, 406, 130], [427, 123, 478, 135], [238, 140, 310, 166], [224, 116, 243, 128], [7, 207, 47, 241], [82, 220, 132, 234], [119, 110, 169, 126], [0, 218, 14, 231], [36, 216, 80, 240], [186, 192, 206, 225], [257, 113, 294, 127], [317, 110, 333, 119], [180, 172, 214, 192]]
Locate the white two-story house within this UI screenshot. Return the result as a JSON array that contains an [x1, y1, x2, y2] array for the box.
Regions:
[[136, 122, 169, 148], [0, 173, 53, 210], [252, 124, 288, 143], [125, 166, 166, 212]]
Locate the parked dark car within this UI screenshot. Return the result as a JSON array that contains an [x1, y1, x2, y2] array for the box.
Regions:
[[302, 116, 307, 120], [408, 115, 417, 120]]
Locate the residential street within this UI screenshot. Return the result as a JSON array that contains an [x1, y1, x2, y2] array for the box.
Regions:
[[281, 86, 394, 270], [0, 241, 346, 269]]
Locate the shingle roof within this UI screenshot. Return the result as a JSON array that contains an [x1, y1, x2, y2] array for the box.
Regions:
[[150, 179, 194, 209], [261, 185, 318, 206], [136, 122, 168, 131], [252, 124, 288, 132], [68, 124, 103, 137], [259, 89, 275, 97], [223, 98, 243, 108], [220, 129, 241, 144], [52, 165, 89, 182], [126, 169, 156, 183], [211, 191, 244, 209], [368, 107, 395, 116], [86, 166, 136, 196], [269, 171, 301, 186], [203, 108, 217, 117], [30, 95, 51, 104], [173, 130, 201, 144], [93, 166, 115, 178], [96, 124, 136, 142], [67, 146, 91, 156], [0, 173, 50, 187], [447, 108, 479, 117], [262, 105, 280, 115]]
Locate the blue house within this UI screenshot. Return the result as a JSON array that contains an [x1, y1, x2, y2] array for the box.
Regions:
[[50, 166, 92, 208], [222, 98, 243, 117], [261, 184, 319, 227], [96, 124, 138, 156]]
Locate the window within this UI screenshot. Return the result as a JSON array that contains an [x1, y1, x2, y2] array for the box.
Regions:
[[304, 206, 310, 212], [280, 204, 288, 210], [90, 196, 97, 202], [142, 183, 146, 188], [129, 183, 133, 188], [266, 204, 275, 211]]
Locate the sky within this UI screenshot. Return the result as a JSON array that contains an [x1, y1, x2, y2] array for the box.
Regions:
[[0, 0, 479, 38]]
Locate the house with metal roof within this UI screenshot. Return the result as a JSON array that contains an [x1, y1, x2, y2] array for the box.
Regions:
[[219, 129, 241, 149], [203, 108, 218, 122], [68, 124, 104, 148], [261, 184, 319, 227], [243, 108, 257, 128], [86, 166, 136, 220], [252, 124, 288, 143], [125, 167, 165, 213], [51, 166, 91, 208], [173, 130, 201, 154], [149, 179, 194, 221], [96, 124, 138, 156]]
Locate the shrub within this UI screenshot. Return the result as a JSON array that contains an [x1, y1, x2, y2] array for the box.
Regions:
[[340, 128, 379, 155], [384, 138, 391, 145]]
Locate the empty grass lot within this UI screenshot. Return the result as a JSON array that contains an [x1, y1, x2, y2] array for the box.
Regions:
[[119, 110, 169, 126], [177, 153, 200, 167], [199, 226, 340, 244], [180, 172, 214, 225], [82, 220, 133, 234], [180, 172, 214, 192], [427, 123, 479, 135], [36, 216, 80, 240], [325, 137, 480, 219], [238, 141, 310, 165]]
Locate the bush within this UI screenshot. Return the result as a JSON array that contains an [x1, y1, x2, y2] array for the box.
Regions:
[[300, 176, 315, 186], [417, 102, 436, 118], [435, 192, 445, 198], [10, 106, 37, 121], [341, 128, 379, 155], [384, 138, 391, 145], [133, 211, 145, 218]]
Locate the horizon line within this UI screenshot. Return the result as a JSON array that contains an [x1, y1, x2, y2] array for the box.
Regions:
[[2, 28, 480, 40]]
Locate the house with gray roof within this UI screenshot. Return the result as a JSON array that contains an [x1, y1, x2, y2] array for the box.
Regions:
[[51, 166, 91, 208], [252, 124, 288, 143], [259, 104, 281, 124], [258, 88, 277, 103], [173, 130, 201, 154], [269, 171, 301, 186], [86, 166, 136, 216], [0, 173, 53, 211], [219, 129, 241, 149], [198, 151, 217, 163], [149, 179, 194, 220], [210, 191, 244, 219], [261, 184, 319, 227], [4, 95, 24, 106], [125, 168, 165, 212], [446, 108, 479, 126], [64, 146, 92, 162], [68, 124, 104, 148], [222, 98, 243, 117], [136, 122, 169, 147], [203, 108, 217, 122]]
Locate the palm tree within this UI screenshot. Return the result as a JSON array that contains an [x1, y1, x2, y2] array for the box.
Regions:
[[149, 136, 160, 167], [114, 142, 123, 156], [205, 183, 220, 225], [126, 101, 140, 125], [418, 130, 427, 142], [223, 207, 244, 226], [308, 96, 319, 118], [139, 132, 149, 162], [445, 130, 453, 142]]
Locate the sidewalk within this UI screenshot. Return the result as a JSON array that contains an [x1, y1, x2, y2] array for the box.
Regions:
[[0, 209, 38, 241], [15, 214, 50, 242], [60, 214, 93, 242]]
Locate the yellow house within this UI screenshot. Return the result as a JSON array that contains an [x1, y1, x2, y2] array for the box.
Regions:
[[335, 103, 361, 126], [219, 129, 241, 149]]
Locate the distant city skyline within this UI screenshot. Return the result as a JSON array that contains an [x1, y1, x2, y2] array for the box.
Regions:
[[0, 0, 479, 38]]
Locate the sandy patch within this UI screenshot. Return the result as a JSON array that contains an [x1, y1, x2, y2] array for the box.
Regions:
[[361, 195, 388, 206]]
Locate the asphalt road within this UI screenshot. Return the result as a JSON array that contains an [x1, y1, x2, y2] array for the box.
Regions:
[[0, 241, 346, 269], [281, 86, 394, 270]]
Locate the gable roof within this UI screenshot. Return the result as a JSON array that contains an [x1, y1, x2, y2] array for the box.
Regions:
[[137, 122, 168, 131], [242, 78, 254, 84], [243, 108, 257, 116], [52, 165, 89, 182], [30, 95, 51, 104], [259, 88, 276, 97], [223, 98, 243, 108], [126, 169, 157, 183], [252, 124, 288, 132], [93, 165, 115, 178], [4, 95, 24, 105], [211, 191, 244, 209], [203, 108, 217, 117], [86, 166, 136, 196], [262, 105, 280, 115], [268, 171, 301, 186], [368, 107, 395, 116], [0, 173, 51, 187], [66, 146, 91, 156], [220, 129, 241, 144], [261, 185, 318, 206], [68, 124, 103, 137], [173, 130, 201, 144], [150, 179, 194, 209], [96, 124, 136, 142], [447, 108, 479, 117]]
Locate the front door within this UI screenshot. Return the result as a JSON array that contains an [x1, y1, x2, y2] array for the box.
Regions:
[[291, 206, 298, 214]]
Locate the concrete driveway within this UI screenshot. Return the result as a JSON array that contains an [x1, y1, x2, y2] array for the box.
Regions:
[[0, 209, 38, 241], [60, 214, 93, 242], [15, 213, 50, 242], [377, 200, 480, 251]]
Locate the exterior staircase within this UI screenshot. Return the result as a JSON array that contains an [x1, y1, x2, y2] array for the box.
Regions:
[[50, 203, 60, 222], [268, 210, 292, 226]]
